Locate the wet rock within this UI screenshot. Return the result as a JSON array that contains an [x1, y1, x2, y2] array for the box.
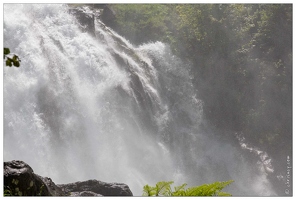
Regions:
[[101, 5, 116, 25], [58, 179, 133, 196], [69, 191, 104, 196], [3, 160, 62, 196], [69, 7, 95, 36], [4, 160, 133, 196], [38, 176, 65, 196]]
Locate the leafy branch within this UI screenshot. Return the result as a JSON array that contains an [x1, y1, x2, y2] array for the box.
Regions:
[[4, 47, 21, 67]]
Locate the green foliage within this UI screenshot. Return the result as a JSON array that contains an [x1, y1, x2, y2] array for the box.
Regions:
[[143, 181, 174, 196], [3, 183, 46, 196], [142, 180, 233, 196], [4, 186, 13, 196], [3, 185, 23, 196], [109, 4, 176, 45], [37, 184, 45, 196], [4, 47, 10, 56], [4, 47, 21, 67]]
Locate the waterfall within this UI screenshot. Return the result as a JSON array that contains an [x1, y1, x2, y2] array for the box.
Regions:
[[3, 4, 276, 196]]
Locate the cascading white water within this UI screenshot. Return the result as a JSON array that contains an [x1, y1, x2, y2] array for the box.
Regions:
[[4, 4, 276, 196]]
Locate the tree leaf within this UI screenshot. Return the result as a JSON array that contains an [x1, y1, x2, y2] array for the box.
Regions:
[[14, 61, 20, 67], [4, 48, 10, 55], [6, 59, 12, 67]]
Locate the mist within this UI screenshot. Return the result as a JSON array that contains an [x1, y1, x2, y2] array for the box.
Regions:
[[3, 4, 291, 196]]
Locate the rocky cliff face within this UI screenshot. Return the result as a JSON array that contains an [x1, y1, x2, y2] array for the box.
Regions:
[[4, 160, 133, 196], [69, 6, 97, 36], [68, 4, 116, 37]]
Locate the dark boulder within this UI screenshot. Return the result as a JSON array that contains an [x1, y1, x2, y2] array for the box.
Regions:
[[58, 179, 133, 196], [4, 160, 133, 196], [4, 160, 64, 196]]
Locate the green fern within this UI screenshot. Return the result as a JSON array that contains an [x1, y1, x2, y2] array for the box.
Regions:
[[143, 181, 174, 196], [155, 181, 174, 196], [142, 180, 233, 196], [143, 184, 156, 196], [171, 183, 187, 196]]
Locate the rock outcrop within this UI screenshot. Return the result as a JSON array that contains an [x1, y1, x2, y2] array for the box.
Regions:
[[100, 5, 116, 25], [58, 180, 133, 196], [4, 160, 61, 196], [69, 6, 96, 36], [4, 160, 133, 196]]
